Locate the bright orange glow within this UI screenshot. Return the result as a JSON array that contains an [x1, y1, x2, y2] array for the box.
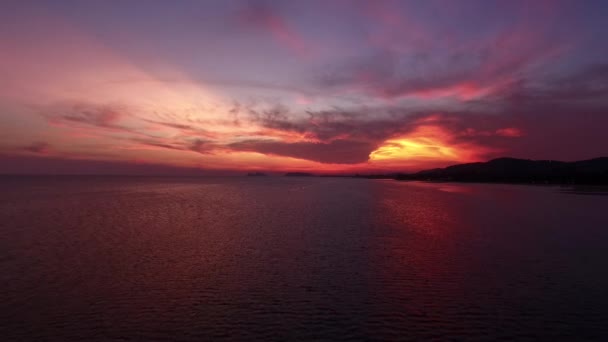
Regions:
[[370, 137, 459, 161], [0, 6, 535, 175], [369, 125, 495, 169]]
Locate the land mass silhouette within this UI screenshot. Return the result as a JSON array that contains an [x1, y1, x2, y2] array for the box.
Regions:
[[249, 157, 608, 185], [395, 157, 608, 184], [285, 172, 314, 177], [247, 172, 267, 177]]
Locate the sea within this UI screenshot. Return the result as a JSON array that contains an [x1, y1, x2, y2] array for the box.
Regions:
[[1, 176, 607, 340]]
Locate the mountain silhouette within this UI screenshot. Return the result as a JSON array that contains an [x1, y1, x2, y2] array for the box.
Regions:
[[396, 157, 608, 184]]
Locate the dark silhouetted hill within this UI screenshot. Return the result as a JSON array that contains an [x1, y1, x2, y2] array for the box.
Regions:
[[396, 157, 608, 184], [247, 172, 267, 177]]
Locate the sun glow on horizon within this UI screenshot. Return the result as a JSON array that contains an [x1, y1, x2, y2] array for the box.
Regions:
[[1, 1, 605, 175], [370, 138, 459, 161], [370, 125, 462, 162]]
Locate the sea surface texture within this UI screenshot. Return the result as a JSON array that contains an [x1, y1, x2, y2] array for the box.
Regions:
[[1, 176, 607, 340]]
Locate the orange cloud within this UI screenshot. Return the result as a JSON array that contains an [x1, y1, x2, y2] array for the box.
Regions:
[[369, 124, 497, 170]]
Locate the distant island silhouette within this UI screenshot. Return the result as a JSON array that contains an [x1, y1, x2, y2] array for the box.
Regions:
[[248, 157, 608, 184], [285, 172, 314, 177], [394, 157, 608, 184], [247, 172, 267, 177]]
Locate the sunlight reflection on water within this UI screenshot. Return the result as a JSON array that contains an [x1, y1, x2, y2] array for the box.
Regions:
[[1, 177, 607, 340]]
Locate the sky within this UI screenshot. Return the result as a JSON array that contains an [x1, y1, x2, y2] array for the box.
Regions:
[[1, 0, 607, 175]]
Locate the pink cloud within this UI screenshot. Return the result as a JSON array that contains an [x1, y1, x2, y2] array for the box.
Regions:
[[495, 128, 523, 137], [316, 0, 569, 102], [239, 3, 313, 57], [23, 142, 51, 155]]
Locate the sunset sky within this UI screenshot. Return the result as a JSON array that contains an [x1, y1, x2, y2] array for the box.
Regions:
[[1, 0, 607, 175]]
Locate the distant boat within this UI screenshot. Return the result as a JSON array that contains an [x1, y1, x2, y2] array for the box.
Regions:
[[247, 172, 267, 177]]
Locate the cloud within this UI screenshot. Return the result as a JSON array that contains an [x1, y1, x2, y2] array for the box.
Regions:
[[27, 61, 608, 171], [129, 138, 186, 152], [60, 104, 123, 127], [140, 118, 219, 139], [189, 139, 217, 154], [142, 119, 194, 131], [318, 38, 559, 101], [23, 142, 51, 154], [0, 153, 240, 176], [237, 1, 312, 57], [502, 63, 608, 105], [316, 1, 566, 101], [42, 102, 150, 138], [247, 105, 407, 143], [238, 105, 516, 165], [241, 59, 608, 166], [229, 139, 375, 164], [495, 128, 523, 137]]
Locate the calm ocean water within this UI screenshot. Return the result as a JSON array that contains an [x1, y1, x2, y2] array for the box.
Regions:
[[1, 176, 607, 341]]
